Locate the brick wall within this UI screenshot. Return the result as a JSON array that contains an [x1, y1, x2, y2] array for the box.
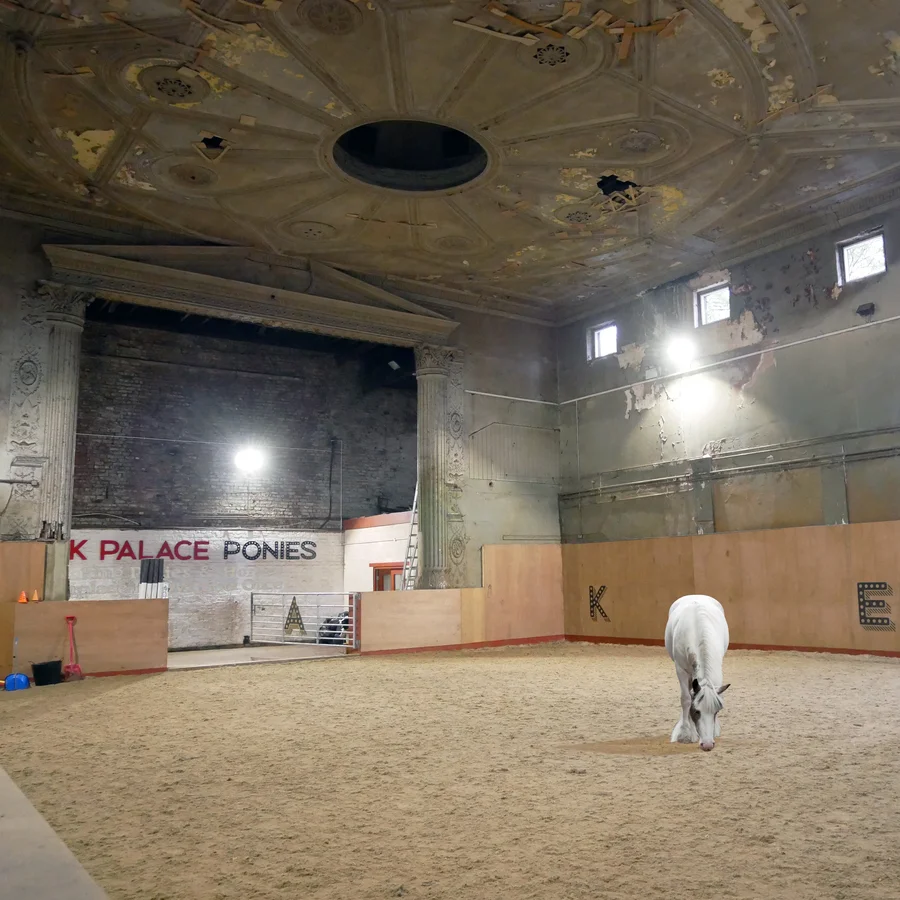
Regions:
[[73, 319, 416, 529]]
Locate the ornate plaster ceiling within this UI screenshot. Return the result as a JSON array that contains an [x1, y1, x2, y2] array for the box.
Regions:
[[1, 0, 899, 322]]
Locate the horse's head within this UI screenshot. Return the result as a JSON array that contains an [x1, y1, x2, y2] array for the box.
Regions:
[[690, 679, 730, 751]]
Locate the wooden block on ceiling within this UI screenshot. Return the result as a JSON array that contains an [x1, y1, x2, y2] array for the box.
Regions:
[[617, 27, 634, 60], [482, 4, 565, 37], [562, 1, 580, 17], [452, 19, 540, 44], [45, 66, 94, 77], [568, 7, 612, 38], [790, 2, 808, 15], [658, 8, 690, 38], [239, 114, 257, 126]]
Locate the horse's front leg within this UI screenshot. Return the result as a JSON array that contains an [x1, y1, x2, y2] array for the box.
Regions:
[[670, 665, 697, 744]]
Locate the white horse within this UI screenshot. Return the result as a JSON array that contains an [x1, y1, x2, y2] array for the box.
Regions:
[[664, 595, 730, 751]]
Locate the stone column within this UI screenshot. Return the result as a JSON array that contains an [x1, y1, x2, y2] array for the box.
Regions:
[[36, 282, 90, 541], [415, 345, 452, 589], [0, 281, 91, 543]]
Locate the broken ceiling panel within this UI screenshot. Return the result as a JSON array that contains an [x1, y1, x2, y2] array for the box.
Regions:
[[217, 174, 334, 219], [803, 0, 898, 101], [653, 9, 751, 127], [201, 28, 354, 118], [119, 59, 332, 136], [487, 74, 640, 143], [441, 33, 610, 129], [275, 0, 392, 113]]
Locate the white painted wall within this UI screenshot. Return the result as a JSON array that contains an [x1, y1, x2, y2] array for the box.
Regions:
[[69, 529, 343, 649], [343, 522, 408, 592]]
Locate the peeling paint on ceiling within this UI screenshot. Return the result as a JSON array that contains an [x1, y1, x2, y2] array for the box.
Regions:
[[0, 0, 897, 321]]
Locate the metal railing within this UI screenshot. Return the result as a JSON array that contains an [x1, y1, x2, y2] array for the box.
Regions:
[[250, 592, 360, 649]]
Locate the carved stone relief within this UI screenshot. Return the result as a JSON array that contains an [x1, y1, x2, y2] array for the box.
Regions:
[[1, 282, 90, 541], [1, 292, 48, 539], [445, 350, 469, 588]]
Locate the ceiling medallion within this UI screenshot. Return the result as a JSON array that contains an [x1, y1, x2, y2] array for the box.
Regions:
[[554, 204, 605, 227], [137, 66, 211, 105], [168, 163, 218, 189], [516, 36, 589, 72], [298, 0, 362, 35], [286, 221, 337, 241], [533, 44, 570, 67]]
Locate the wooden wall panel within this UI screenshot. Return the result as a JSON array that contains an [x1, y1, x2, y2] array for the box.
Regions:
[[482, 544, 563, 642], [0, 542, 46, 604], [692, 528, 856, 650], [360, 590, 462, 652], [1, 542, 48, 678], [563, 523, 900, 655], [14, 599, 168, 676], [563, 537, 695, 641], [460, 589, 487, 644], [0, 603, 15, 675]]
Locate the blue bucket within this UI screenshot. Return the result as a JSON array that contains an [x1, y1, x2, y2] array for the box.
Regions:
[[4, 673, 30, 692]]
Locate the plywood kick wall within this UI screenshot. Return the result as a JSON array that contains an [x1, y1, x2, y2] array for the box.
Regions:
[[564, 523, 900, 656], [13, 599, 169, 676], [0, 542, 47, 675]]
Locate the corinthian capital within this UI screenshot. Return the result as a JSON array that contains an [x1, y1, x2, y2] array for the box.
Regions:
[[414, 344, 454, 377], [34, 281, 93, 327]]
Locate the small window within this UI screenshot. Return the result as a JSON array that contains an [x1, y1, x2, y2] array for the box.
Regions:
[[588, 323, 617, 360], [838, 232, 886, 284], [695, 284, 731, 327]]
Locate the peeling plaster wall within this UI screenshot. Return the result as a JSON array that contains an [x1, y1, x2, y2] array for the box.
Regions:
[[559, 209, 900, 542], [452, 312, 560, 586]]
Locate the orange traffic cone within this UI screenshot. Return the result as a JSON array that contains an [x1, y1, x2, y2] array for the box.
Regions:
[[31, 590, 40, 603], [17, 591, 28, 603]]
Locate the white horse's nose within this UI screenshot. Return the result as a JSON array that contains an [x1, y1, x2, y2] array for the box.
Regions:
[[700, 741, 715, 752]]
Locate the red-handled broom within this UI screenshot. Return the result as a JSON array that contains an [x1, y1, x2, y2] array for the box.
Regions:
[[64, 616, 84, 681]]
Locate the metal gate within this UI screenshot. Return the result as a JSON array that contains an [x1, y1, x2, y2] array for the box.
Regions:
[[250, 592, 360, 649]]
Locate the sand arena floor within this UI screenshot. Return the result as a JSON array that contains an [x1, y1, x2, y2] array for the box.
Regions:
[[2, 643, 899, 900]]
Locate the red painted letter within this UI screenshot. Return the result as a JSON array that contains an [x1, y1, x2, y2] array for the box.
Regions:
[[174, 540, 192, 561], [193, 540, 209, 561], [116, 541, 137, 560], [156, 541, 175, 559], [100, 540, 119, 560], [70, 539, 87, 561], [138, 540, 154, 560]]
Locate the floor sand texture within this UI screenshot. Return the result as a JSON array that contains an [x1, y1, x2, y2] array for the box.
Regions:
[[1, 643, 899, 900]]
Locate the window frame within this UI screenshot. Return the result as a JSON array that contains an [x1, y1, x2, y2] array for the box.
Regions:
[[694, 283, 732, 328], [586, 321, 618, 361], [836, 230, 886, 286]]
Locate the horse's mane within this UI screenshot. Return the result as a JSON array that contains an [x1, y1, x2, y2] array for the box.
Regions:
[[693, 681, 724, 715]]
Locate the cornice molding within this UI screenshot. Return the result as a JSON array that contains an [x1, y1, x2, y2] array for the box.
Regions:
[[43, 246, 459, 347]]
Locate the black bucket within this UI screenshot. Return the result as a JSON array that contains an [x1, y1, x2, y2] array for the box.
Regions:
[[32, 660, 63, 686]]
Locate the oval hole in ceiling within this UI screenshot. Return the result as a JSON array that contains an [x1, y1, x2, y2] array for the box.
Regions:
[[333, 120, 487, 192]]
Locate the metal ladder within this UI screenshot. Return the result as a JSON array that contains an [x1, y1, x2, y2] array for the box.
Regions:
[[401, 484, 419, 590]]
